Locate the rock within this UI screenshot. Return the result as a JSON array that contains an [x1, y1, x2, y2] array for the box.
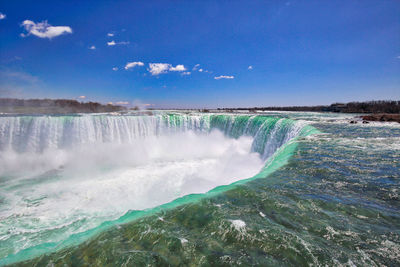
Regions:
[[350, 120, 357, 124], [361, 114, 400, 123]]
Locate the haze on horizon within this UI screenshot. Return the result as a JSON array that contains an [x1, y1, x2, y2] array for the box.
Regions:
[[0, 0, 399, 109]]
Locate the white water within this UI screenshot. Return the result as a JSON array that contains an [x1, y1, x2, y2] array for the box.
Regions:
[[0, 129, 263, 258], [0, 113, 306, 259]]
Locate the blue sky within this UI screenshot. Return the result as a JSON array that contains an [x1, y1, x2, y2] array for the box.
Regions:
[[0, 0, 399, 108]]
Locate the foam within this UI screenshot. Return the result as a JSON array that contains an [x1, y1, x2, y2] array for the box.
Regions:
[[0, 130, 263, 258]]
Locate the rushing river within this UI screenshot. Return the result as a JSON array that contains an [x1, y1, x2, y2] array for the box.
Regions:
[[0, 111, 399, 266]]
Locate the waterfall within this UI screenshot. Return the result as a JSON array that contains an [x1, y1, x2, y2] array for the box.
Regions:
[[0, 113, 307, 160], [0, 113, 316, 266]]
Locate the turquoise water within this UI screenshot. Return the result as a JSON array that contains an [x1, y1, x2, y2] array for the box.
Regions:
[[0, 112, 399, 266]]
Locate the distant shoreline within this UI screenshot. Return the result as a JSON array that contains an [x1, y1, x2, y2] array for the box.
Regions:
[[1, 99, 399, 122], [213, 100, 400, 114], [0, 98, 126, 114]]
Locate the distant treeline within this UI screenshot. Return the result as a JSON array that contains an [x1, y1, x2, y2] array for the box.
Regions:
[[218, 101, 400, 114], [0, 98, 126, 114]]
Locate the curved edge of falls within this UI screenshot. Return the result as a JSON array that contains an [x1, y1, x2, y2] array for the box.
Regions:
[[0, 113, 319, 266]]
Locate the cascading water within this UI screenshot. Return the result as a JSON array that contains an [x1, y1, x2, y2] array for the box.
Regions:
[[0, 113, 315, 265], [0, 114, 305, 157]]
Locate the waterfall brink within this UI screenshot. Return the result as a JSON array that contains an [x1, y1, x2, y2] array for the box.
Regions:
[[0, 113, 308, 159], [0, 113, 317, 266]]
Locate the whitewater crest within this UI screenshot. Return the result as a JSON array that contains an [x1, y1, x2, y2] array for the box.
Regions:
[[0, 113, 313, 265]]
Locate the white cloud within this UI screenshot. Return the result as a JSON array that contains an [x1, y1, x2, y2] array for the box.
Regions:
[[107, 40, 129, 46], [125, 61, 144, 70], [116, 101, 130, 105], [148, 63, 171, 75], [107, 33, 114, 37], [20, 20, 72, 39], [112, 67, 118, 71], [78, 95, 86, 99], [148, 63, 187, 75], [0, 13, 6, 20], [248, 65, 253, 70], [214, 75, 234, 80], [199, 68, 211, 73], [89, 45, 96, 50], [193, 64, 211, 73], [169, 64, 186, 71], [182, 71, 191, 75]]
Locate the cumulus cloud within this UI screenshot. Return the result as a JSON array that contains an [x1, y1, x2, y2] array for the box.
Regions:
[[169, 64, 186, 71], [78, 95, 86, 99], [89, 45, 96, 50], [107, 33, 114, 37], [147, 63, 187, 75], [192, 64, 200, 71], [112, 67, 118, 71], [0, 13, 6, 20], [214, 75, 234, 80], [20, 20, 72, 39], [107, 40, 129, 46], [148, 63, 171, 75], [181, 71, 191, 75], [125, 61, 144, 70], [248, 65, 253, 70], [199, 68, 203, 72]]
